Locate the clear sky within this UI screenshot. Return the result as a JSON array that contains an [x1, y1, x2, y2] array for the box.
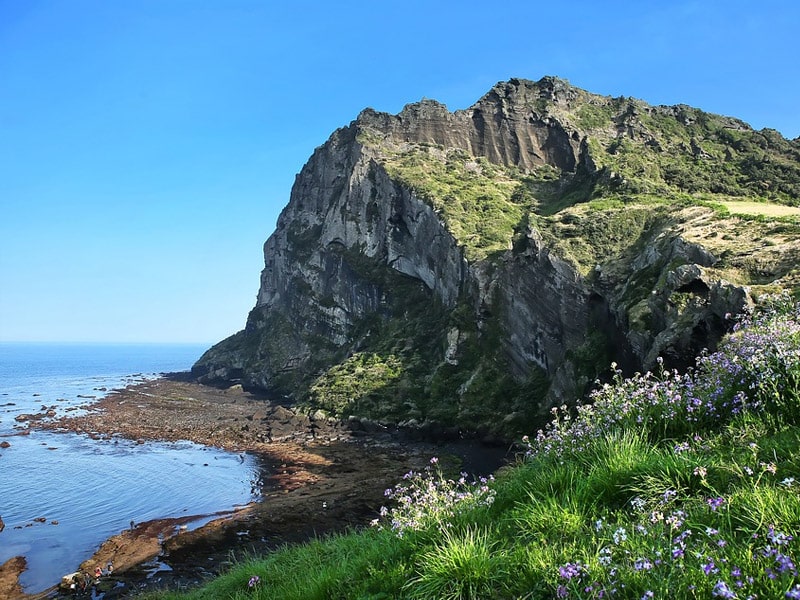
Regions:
[[1, 1, 798, 344]]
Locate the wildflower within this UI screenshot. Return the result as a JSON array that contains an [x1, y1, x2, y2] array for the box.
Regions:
[[558, 562, 584, 580], [634, 558, 654, 571], [693, 466, 708, 478], [662, 489, 677, 503], [429, 456, 439, 465], [665, 510, 686, 529], [767, 525, 794, 546], [556, 584, 569, 598], [613, 527, 627, 544], [650, 510, 664, 523], [786, 584, 800, 599], [707, 497, 725, 511], [375, 465, 498, 535], [674, 441, 691, 453], [712, 580, 736, 598], [248, 575, 260, 588], [761, 462, 778, 475], [641, 591, 654, 600], [774, 553, 798, 576], [598, 547, 612, 566], [674, 529, 692, 545], [704, 560, 718, 575], [781, 477, 795, 487]]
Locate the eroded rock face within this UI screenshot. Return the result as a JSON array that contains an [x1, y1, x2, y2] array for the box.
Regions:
[[194, 77, 778, 430], [357, 77, 583, 173]]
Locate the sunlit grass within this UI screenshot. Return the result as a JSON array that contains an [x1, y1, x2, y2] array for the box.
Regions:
[[720, 201, 800, 217]]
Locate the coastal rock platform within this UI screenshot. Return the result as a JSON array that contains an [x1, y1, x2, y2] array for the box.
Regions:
[[6, 375, 509, 599]]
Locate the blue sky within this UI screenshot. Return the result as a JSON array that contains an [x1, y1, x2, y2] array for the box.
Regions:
[[1, 1, 798, 344]]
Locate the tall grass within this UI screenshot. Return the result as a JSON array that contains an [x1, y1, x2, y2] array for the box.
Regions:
[[143, 294, 800, 599]]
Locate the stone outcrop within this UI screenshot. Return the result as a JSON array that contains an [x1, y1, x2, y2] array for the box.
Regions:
[[194, 77, 799, 436]]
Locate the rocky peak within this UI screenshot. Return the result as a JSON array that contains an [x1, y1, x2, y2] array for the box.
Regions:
[[194, 77, 800, 440]]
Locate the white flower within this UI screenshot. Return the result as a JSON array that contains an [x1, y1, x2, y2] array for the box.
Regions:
[[595, 518, 604, 531], [613, 527, 628, 544]]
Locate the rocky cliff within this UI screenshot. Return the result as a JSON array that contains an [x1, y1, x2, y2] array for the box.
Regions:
[[194, 77, 800, 438]]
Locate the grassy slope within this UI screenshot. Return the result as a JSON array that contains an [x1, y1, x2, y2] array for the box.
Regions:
[[720, 201, 800, 217], [145, 296, 800, 599]]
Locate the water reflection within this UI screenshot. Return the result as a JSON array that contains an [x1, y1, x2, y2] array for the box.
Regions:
[[0, 429, 261, 594]]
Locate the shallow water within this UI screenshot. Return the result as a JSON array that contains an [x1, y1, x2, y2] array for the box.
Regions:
[[0, 343, 261, 594]]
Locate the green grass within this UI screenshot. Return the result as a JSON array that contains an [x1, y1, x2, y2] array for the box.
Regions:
[[405, 527, 509, 600]]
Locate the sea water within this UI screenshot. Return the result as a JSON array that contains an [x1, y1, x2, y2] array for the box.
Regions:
[[0, 343, 261, 595]]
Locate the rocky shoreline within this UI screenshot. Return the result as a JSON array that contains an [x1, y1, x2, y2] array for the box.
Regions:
[[3, 375, 511, 599]]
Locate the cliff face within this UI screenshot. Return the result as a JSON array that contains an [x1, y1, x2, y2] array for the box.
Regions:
[[194, 77, 800, 437]]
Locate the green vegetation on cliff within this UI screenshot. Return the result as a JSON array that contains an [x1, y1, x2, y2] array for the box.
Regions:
[[371, 82, 800, 280], [381, 146, 524, 261], [147, 297, 800, 600], [303, 251, 548, 435]]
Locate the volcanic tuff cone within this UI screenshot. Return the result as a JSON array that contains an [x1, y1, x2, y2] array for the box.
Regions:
[[194, 77, 800, 438]]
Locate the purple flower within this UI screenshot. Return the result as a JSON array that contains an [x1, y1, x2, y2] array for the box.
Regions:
[[248, 575, 260, 588], [704, 560, 718, 575], [558, 562, 583, 580], [786, 584, 800, 599], [775, 553, 798, 575], [634, 558, 654, 571], [712, 580, 736, 598], [707, 497, 725, 511], [767, 525, 794, 546]]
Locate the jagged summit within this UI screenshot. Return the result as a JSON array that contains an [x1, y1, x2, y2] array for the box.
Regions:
[[194, 78, 800, 439]]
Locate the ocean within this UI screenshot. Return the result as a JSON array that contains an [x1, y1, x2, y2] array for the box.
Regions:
[[0, 342, 261, 595]]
